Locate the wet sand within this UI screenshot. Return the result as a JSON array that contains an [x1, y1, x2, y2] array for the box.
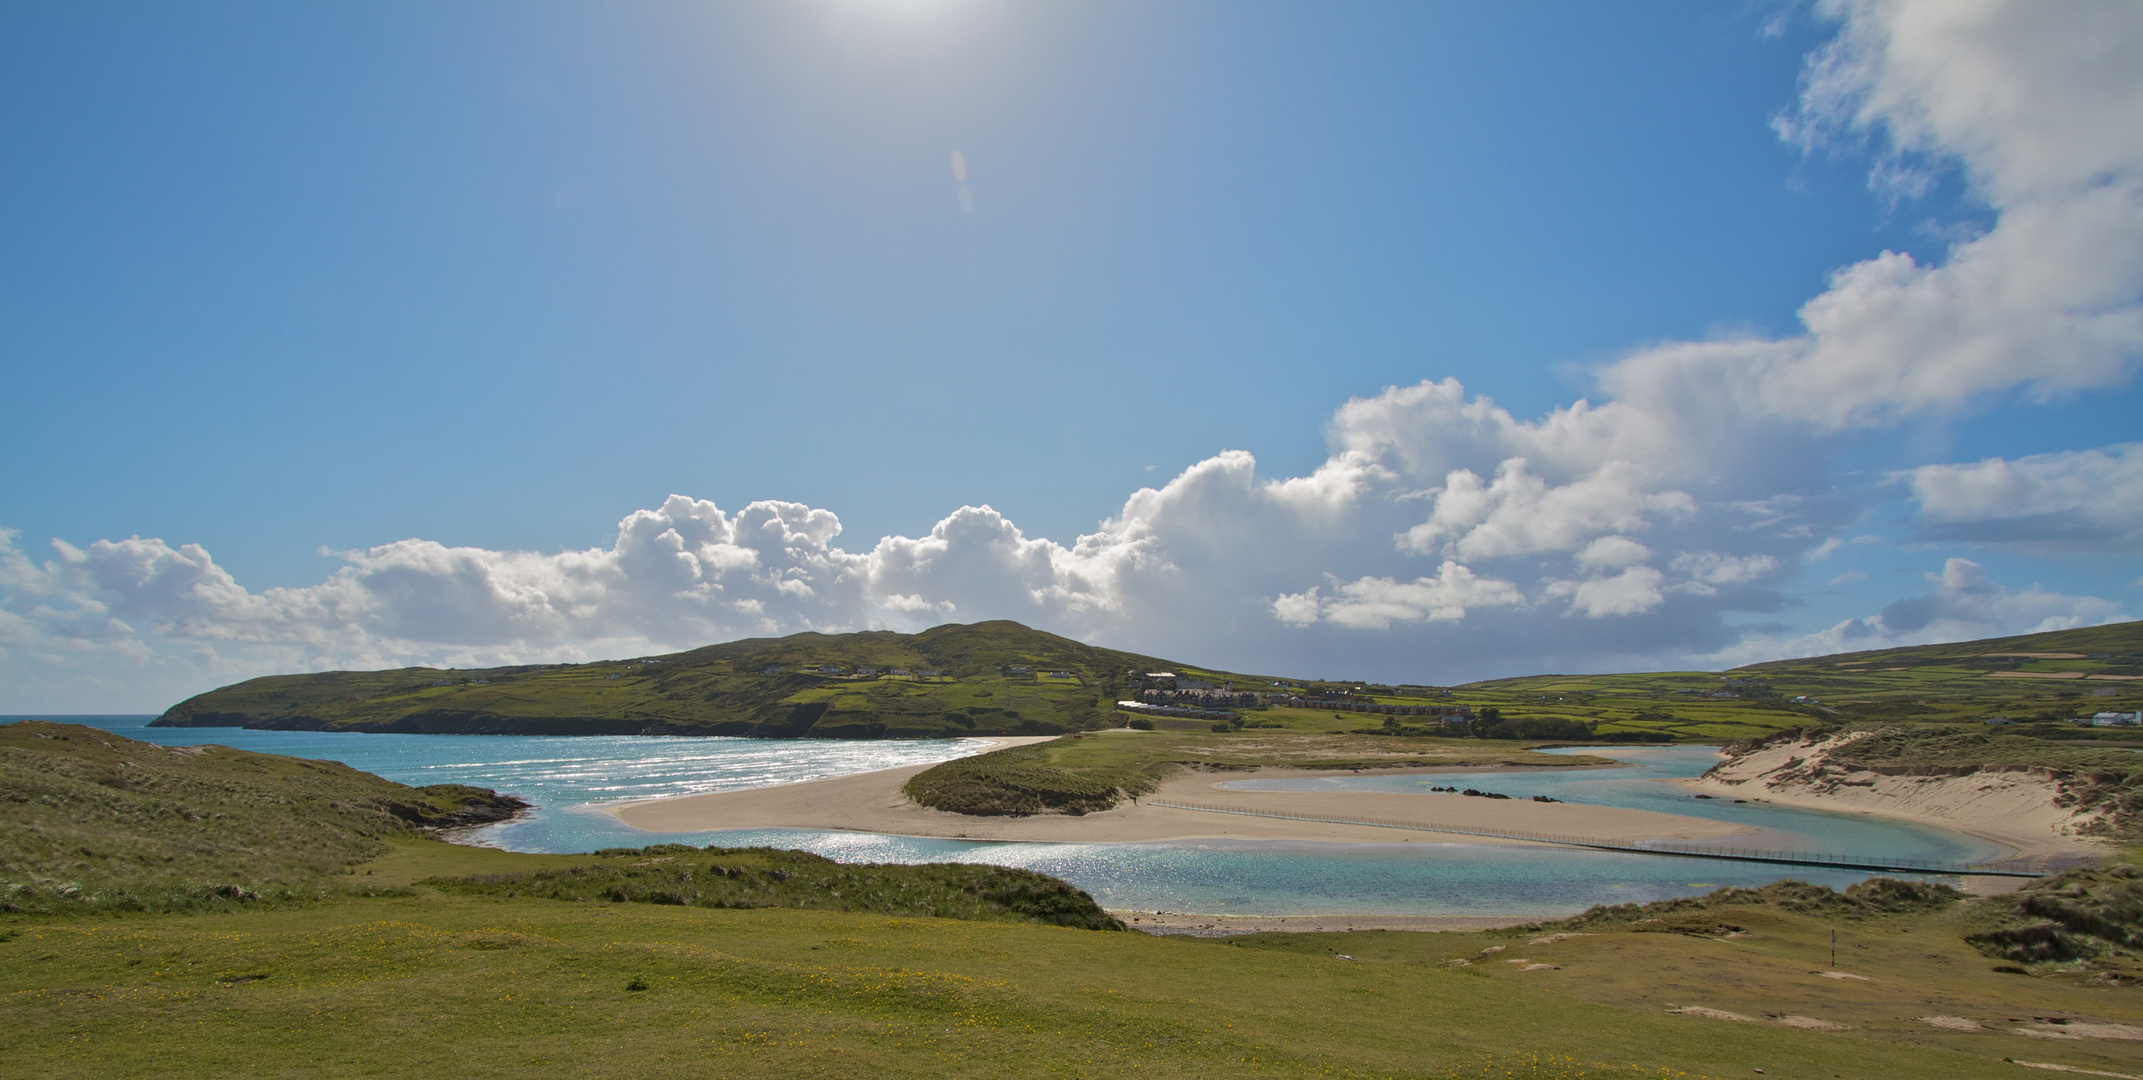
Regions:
[[608, 748, 1754, 847], [1122, 912, 1541, 936], [601, 733, 2074, 930]]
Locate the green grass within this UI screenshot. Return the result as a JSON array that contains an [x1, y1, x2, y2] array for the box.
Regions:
[[903, 731, 1613, 816], [0, 719, 523, 912], [153, 620, 1183, 739], [1458, 620, 2143, 742], [422, 843, 1123, 930], [1966, 861, 2143, 972], [14, 711, 2143, 1075], [0, 722, 1121, 933], [8, 868, 2136, 1078], [149, 618, 2143, 749]]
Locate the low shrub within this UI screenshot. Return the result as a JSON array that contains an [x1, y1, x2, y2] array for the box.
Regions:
[[1967, 862, 2143, 966], [427, 844, 1125, 930], [1550, 877, 1963, 932], [901, 743, 1157, 816]]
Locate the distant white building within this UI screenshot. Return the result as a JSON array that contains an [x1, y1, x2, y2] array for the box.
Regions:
[[763, 665, 785, 675], [891, 668, 912, 677], [856, 667, 878, 677], [1009, 665, 1031, 675], [2090, 711, 2142, 726]]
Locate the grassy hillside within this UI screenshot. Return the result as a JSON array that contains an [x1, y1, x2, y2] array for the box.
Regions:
[[0, 719, 524, 911], [152, 618, 2143, 744], [153, 621, 1198, 739], [1457, 620, 2143, 743], [0, 722, 1121, 928]]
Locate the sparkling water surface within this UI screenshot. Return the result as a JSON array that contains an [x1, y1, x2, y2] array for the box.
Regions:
[[33, 716, 1998, 917]]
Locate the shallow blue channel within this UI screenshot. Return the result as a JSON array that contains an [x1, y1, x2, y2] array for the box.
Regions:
[[1220, 744, 2007, 866], [29, 717, 2000, 918]]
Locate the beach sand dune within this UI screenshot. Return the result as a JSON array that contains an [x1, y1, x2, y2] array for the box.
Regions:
[[1679, 731, 2108, 863]]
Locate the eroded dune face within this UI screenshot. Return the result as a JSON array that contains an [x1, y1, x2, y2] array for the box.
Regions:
[[1691, 731, 2104, 858]]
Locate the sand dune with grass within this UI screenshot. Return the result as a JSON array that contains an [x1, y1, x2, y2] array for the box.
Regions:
[[1679, 730, 2110, 862]]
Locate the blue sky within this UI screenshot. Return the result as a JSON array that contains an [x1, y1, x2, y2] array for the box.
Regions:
[[3, 0, 2139, 711]]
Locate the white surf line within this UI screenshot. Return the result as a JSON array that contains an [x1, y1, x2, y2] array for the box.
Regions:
[[1144, 800, 2050, 877]]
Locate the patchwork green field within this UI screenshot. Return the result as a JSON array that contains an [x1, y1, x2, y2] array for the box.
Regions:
[[151, 619, 2143, 747], [1458, 621, 2143, 743]]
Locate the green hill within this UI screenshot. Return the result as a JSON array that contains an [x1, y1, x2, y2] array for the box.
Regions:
[[0, 720, 1122, 928], [0, 719, 525, 910], [1457, 620, 2143, 742], [151, 617, 2142, 743], [152, 620, 1209, 739]]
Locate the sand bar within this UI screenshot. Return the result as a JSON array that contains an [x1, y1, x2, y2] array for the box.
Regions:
[[608, 744, 1755, 847], [1123, 912, 1540, 936]]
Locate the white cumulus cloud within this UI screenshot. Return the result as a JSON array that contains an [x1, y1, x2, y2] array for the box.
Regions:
[[3, 0, 2140, 709], [1906, 443, 2143, 551], [1400, 460, 1695, 561], [1274, 563, 1527, 631], [1545, 566, 1670, 619]]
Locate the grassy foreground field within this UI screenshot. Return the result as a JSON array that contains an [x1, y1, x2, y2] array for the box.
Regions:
[[10, 839, 2143, 1079], [7, 848, 2114, 1080], [10, 722, 2143, 1076]]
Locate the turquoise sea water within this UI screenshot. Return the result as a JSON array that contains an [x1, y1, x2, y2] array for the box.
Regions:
[[29, 717, 2000, 917]]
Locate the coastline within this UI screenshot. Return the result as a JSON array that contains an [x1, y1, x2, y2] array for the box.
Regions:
[[600, 734, 2100, 919], [1122, 912, 1544, 936], [1675, 737, 2112, 865], [607, 752, 1758, 847]]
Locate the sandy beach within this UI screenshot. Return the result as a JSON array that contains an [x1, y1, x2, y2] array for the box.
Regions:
[[608, 740, 1756, 847], [601, 732, 2095, 926], [1678, 731, 2112, 864], [1124, 912, 1542, 936]]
